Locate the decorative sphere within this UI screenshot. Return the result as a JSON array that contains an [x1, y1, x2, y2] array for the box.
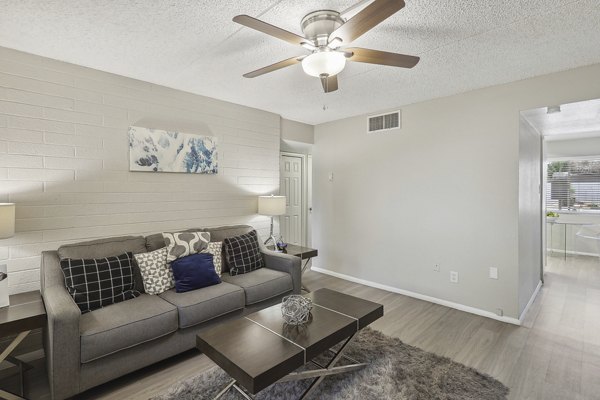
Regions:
[[281, 295, 313, 325]]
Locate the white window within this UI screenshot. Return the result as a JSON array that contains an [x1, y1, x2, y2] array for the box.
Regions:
[[547, 160, 600, 212]]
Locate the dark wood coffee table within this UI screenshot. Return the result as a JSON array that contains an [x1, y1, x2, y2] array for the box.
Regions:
[[196, 288, 383, 399]]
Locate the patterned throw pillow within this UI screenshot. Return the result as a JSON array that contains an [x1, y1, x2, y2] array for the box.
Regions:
[[205, 241, 223, 276], [60, 252, 140, 313], [163, 231, 210, 263], [134, 247, 174, 295], [223, 230, 264, 276]]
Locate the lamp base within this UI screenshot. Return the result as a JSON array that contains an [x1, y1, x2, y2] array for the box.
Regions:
[[264, 235, 282, 252], [263, 216, 282, 252]]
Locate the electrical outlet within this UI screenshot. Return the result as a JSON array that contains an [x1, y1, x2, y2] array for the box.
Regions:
[[489, 267, 498, 279], [496, 308, 504, 317], [328, 172, 334, 182], [450, 271, 459, 283], [433, 264, 440, 272]]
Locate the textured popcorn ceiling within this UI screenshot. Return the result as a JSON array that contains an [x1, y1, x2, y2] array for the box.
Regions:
[[1, 0, 600, 125], [522, 98, 600, 141]]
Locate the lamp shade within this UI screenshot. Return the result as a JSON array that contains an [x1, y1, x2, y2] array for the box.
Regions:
[[258, 196, 286, 216], [0, 203, 15, 239]]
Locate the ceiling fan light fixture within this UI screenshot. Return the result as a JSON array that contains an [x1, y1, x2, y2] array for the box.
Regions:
[[301, 51, 346, 77]]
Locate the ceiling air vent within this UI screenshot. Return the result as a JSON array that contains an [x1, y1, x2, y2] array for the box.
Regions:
[[367, 111, 401, 133]]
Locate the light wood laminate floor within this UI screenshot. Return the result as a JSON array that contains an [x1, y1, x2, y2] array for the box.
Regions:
[[9, 255, 600, 399]]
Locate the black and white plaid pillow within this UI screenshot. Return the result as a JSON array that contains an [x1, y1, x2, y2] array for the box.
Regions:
[[60, 252, 141, 313], [223, 230, 264, 276]]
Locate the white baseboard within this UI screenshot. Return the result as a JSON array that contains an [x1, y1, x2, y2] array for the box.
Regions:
[[311, 266, 521, 325], [546, 248, 599, 257], [519, 280, 542, 323]]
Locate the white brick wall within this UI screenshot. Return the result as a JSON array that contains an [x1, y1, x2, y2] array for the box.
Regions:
[[0, 46, 281, 294]]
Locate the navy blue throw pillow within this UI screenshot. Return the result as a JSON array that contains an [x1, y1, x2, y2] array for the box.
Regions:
[[170, 253, 221, 293]]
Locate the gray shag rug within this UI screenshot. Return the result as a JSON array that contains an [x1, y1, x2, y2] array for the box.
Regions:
[[153, 328, 508, 400]]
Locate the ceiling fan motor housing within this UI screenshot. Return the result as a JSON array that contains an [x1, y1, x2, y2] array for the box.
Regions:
[[301, 10, 344, 46]]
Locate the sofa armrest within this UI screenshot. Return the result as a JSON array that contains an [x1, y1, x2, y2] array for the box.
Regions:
[[262, 250, 301, 294], [42, 283, 81, 399]]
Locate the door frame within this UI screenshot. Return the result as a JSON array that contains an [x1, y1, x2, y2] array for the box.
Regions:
[[280, 152, 309, 247]]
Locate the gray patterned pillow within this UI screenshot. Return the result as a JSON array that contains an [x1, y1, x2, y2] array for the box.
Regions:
[[134, 248, 174, 295], [205, 241, 223, 276], [163, 231, 210, 263]]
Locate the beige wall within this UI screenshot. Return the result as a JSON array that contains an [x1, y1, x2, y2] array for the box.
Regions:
[[281, 118, 314, 155], [313, 63, 600, 320], [0, 47, 281, 294]]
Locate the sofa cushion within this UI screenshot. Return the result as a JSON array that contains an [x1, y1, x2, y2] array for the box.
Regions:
[[159, 282, 244, 328], [202, 225, 253, 242], [58, 236, 147, 293], [80, 294, 178, 363], [58, 236, 147, 260], [221, 268, 292, 305]]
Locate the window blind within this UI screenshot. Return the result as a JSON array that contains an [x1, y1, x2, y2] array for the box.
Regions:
[[547, 160, 600, 211]]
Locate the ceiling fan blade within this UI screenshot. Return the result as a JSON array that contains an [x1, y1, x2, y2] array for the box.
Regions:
[[233, 15, 308, 47], [320, 75, 339, 93], [243, 56, 304, 78], [329, 0, 405, 45], [339, 0, 374, 20], [345, 47, 419, 68]]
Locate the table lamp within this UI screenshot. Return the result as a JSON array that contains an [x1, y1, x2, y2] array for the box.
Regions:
[[0, 203, 15, 308], [258, 195, 286, 247]]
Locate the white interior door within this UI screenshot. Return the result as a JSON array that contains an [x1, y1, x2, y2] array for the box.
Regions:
[[280, 154, 303, 245]]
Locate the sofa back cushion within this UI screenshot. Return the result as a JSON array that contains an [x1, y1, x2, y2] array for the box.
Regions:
[[57, 236, 147, 292], [58, 236, 147, 259]]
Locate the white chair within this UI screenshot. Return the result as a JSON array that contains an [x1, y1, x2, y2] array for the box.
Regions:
[[575, 224, 600, 259]]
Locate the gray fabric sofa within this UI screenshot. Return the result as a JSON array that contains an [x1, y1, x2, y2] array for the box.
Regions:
[[40, 225, 301, 400]]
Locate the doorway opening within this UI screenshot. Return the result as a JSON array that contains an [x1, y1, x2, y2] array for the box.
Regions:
[[522, 98, 600, 265], [520, 98, 600, 318]]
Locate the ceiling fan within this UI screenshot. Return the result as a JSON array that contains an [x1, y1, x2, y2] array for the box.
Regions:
[[233, 0, 419, 93]]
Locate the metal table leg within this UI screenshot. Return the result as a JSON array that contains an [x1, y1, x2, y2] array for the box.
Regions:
[[301, 258, 313, 292], [298, 331, 363, 399], [212, 379, 255, 400], [213, 331, 365, 400]]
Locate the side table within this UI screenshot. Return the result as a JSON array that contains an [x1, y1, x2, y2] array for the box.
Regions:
[[269, 244, 318, 292], [0, 291, 47, 400]]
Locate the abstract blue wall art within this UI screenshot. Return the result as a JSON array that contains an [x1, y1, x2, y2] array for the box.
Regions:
[[129, 126, 218, 174]]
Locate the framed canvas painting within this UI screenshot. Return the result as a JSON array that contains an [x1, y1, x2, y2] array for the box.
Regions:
[[129, 126, 218, 174]]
